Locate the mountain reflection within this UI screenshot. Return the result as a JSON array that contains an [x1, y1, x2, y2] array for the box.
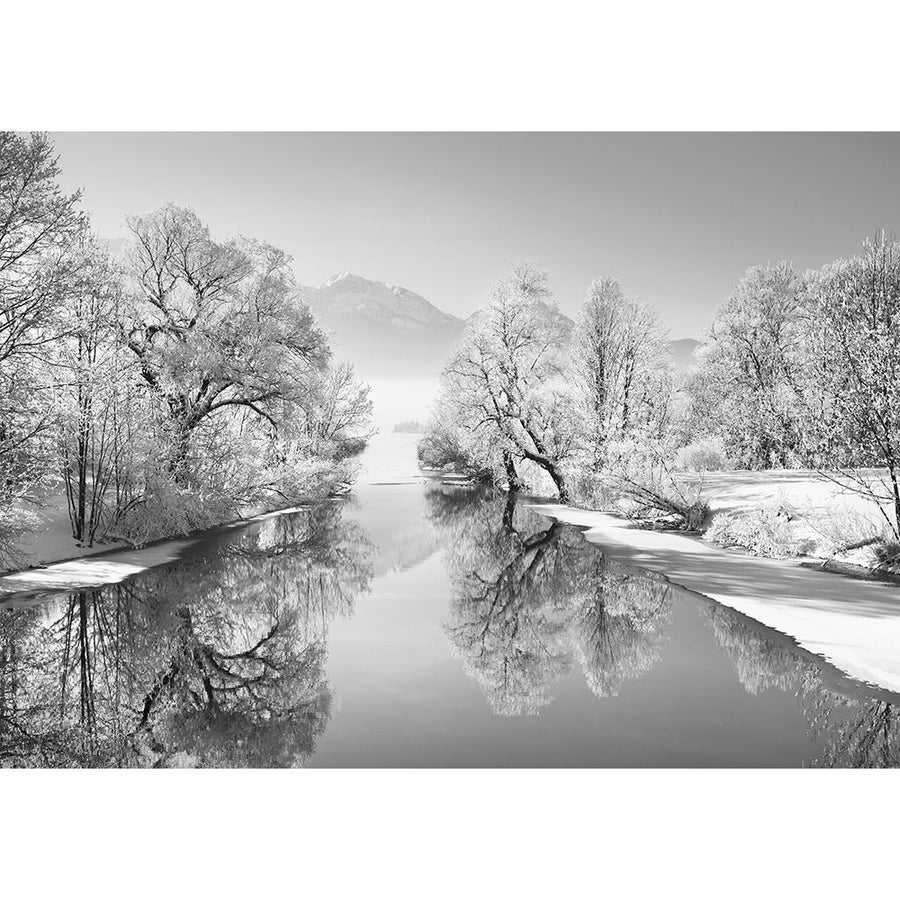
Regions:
[[0, 503, 373, 767], [427, 487, 674, 715]]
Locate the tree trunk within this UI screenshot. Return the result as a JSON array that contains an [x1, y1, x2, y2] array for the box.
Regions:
[[517, 424, 570, 503], [503, 450, 522, 492], [889, 463, 900, 541], [169, 423, 192, 483], [502, 490, 517, 532], [546, 463, 570, 504], [621, 355, 635, 434]]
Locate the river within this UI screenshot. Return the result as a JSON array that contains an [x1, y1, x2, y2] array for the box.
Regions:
[[1, 433, 897, 767]]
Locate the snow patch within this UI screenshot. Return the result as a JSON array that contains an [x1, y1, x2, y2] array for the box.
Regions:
[[531, 502, 900, 694]]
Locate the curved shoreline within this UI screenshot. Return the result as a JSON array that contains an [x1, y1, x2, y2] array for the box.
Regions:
[[530, 502, 900, 695], [0, 504, 308, 602], [0, 429, 418, 602]]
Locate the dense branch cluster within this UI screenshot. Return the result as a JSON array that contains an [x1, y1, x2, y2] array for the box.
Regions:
[[421, 262, 695, 523], [687, 242, 900, 536], [0, 133, 373, 560], [422, 240, 900, 537]]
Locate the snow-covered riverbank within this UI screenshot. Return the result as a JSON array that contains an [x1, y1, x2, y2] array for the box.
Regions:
[[0, 505, 307, 601], [533, 503, 900, 694], [0, 432, 421, 599], [0, 432, 422, 599], [7, 436, 899, 700]]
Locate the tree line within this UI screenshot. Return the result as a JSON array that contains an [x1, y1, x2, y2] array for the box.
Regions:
[[0, 132, 372, 561], [420, 242, 900, 538]]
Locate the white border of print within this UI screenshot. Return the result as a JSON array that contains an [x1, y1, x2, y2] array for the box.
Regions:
[[4, 1, 900, 897], [5, 1, 900, 131]]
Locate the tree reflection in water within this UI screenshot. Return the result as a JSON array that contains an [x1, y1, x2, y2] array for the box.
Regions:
[[704, 602, 900, 768], [3, 484, 899, 767], [0, 503, 373, 767], [431, 484, 900, 767], [428, 487, 674, 715]]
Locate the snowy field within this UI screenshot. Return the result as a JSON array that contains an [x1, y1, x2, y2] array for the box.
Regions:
[[689, 467, 892, 519]]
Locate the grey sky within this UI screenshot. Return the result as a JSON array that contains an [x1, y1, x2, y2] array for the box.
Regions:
[[51, 132, 900, 338]]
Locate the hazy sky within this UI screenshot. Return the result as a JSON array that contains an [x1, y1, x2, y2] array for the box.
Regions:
[[50, 132, 900, 338]]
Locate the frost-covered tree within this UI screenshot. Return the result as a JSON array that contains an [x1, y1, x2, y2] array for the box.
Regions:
[[291, 359, 373, 459], [123, 204, 331, 478], [0, 132, 85, 367], [800, 235, 900, 537], [574, 276, 671, 472], [687, 262, 805, 468], [567, 276, 706, 521], [416, 416, 495, 481], [54, 243, 131, 545], [0, 132, 85, 518], [433, 263, 575, 500], [0, 140, 373, 564]]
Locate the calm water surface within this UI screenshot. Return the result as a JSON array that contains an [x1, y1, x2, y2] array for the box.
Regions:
[[1, 434, 898, 767]]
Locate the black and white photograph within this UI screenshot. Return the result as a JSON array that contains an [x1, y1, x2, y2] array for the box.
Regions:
[[5, 3, 900, 895], [5, 130, 900, 770]]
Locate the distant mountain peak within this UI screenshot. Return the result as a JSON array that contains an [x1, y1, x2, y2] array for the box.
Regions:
[[320, 272, 406, 293], [304, 273, 461, 329], [301, 273, 465, 378], [301, 271, 702, 380], [668, 337, 703, 372]]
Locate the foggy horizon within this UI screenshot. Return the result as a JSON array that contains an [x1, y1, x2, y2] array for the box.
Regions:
[[49, 132, 900, 339]]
